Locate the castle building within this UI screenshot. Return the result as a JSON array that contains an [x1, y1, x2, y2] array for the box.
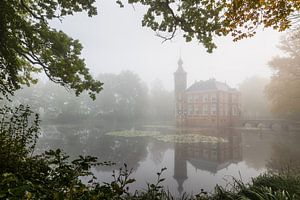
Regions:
[[174, 58, 241, 127]]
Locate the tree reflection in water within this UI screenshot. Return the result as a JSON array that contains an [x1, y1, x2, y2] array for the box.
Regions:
[[90, 135, 149, 172], [267, 131, 300, 173], [37, 125, 298, 195]]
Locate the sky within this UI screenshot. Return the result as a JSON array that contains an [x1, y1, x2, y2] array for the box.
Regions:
[[52, 0, 284, 90]]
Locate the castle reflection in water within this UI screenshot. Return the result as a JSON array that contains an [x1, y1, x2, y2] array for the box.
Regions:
[[39, 125, 288, 195], [173, 128, 242, 194]]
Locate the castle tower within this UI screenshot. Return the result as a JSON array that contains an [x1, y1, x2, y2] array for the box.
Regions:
[[174, 57, 187, 125], [173, 143, 188, 195], [174, 57, 187, 93]]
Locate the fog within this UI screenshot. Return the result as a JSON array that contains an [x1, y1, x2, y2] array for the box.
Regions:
[[51, 0, 283, 89], [2, 0, 300, 198]]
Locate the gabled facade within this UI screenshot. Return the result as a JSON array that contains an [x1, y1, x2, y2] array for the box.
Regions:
[[174, 58, 241, 127]]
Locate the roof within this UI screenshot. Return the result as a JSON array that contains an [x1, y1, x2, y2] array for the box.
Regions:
[[174, 57, 187, 74], [186, 78, 237, 92], [188, 159, 231, 174]]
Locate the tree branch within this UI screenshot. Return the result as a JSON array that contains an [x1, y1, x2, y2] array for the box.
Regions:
[[20, 0, 44, 21]]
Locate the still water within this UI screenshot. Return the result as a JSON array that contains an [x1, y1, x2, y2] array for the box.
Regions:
[[37, 125, 299, 196]]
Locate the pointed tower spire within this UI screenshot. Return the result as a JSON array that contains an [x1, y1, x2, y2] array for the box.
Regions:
[[175, 57, 186, 74], [173, 143, 188, 195], [174, 56, 187, 126], [178, 56, 183, 67], [174, 56, 187, 92]]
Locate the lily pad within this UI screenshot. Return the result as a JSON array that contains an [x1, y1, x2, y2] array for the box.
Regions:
[[106, 130, 228, 144], [153, 134, 228, 144], [106, 130, 160, 137]]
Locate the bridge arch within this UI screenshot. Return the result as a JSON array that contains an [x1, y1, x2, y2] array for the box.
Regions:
[[256, 123, 267, 129], [243, 122, 252, 128], [241, 119, 291, 131]]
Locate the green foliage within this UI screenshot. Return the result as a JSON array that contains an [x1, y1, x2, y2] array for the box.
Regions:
[[250, 173, 300, 198], [123, 0, 224, 52], [0, 105, 91, 199], [119, 0, 300, 52], [0, 0, 102, 100], [129, 167, 172, 200], [0, 104, 132, 199], [0, 105, 40, 173], [0, 104, 174, 199], [195, 174, 300, 200]]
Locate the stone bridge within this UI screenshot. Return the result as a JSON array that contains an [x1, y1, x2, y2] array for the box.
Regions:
[[239, 119, 291, 131]]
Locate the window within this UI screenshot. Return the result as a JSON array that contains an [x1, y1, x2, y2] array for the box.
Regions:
[[219, 93, 223, 102], [177, 107, 182, 115], [211, 104, 217, 115], [203, 149, 209, 159], [188, 95, 193, 103], [219, 106, 223, 116], [188, 105, 193, 115], [203, 104, 209, 115], [223, 94, 228, 103], [211, 94, 217, 102], [194, 106, 200, 115], [232, 106, 237, 116], [211, 150, 217, 161]]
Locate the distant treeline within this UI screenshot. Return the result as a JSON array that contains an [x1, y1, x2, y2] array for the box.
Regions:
[[4, 71, 275, 125], [6, 71, 174, 126]]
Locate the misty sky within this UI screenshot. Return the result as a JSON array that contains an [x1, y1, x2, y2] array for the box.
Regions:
[[52, 0, 284, 90]]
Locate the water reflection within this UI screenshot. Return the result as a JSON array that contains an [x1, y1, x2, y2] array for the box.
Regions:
[[37, 125, 299, 195], [242, 131, 274, 170], [91, 135, 149, 171], [267, 132, 300, 173], [173, 128, 242, 194]]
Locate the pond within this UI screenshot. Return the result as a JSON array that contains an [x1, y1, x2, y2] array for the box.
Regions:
[[36, 125, 300, 196]]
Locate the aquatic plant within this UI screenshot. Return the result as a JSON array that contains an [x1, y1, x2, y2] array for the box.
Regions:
[[153, 134, 228, 144], [106, 130, 160, 137], [106, 130, 228, 144]]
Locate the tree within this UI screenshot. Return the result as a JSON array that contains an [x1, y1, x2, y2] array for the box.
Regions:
[[0, 0, 102, 99], [121, 0, 300, 52], [239, 76, 272, 119], [84, 71, 148, 123], [114, 71, 148, 121], [0, 105, 139, 199], [148, 79, 174, 122], [2, 0, 299, 100], [266, 29, 300, 119]]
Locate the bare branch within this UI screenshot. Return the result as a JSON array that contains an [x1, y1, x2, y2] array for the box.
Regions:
[[156, 26, 177, 43]]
